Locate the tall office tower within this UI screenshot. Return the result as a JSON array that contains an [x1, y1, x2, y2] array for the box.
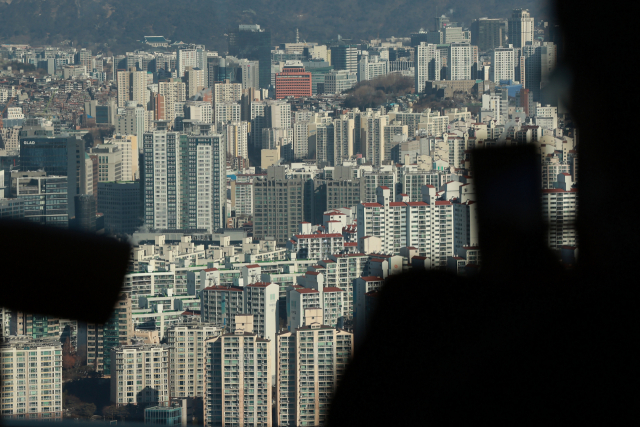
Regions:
[[109, 344, 169, 406], [159, 80, 187, 128], [330, 45, 358, 73], [88, 144, 123, 182], [522, 42, 557, 103], [115, 102, 146, 150], [275, 61, 312, 99], [212, 81, 243, 107], [204, 315, 272, 427], [293, 121, 310, 160], [184, 134, 226, 232], [117, 67, 147, 107], [78, 293, 133, 375], [214, 102, 241, 125], [143, 131, 182, 230], [110, 135, 139, 181], [471, 18, 506, 52], [16, 175, 68, 227], [334, 116, 355, 165], [0, 337, 63, 421], [177, 48, 197, 78], [415, 42, 441, 94], [98, 181, 142, 235], [228, 24, 272, 89], [446, 42, 472, 80], [361, 112, 388, 167], [276, 308, 354, 427], [224, 122, 249, 160], [250, 101, 267, 153], [253, 173, 308, 245], [508, 9, 534, 48], [185, 67, 206, 99], [166, 323, 220, 399], [311, 122, 335, 167], [239, 59, 260, 90], [491, 47, 516, 83]]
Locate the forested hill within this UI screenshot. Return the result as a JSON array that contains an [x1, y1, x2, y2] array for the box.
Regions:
[[0, 0, 549, 54]]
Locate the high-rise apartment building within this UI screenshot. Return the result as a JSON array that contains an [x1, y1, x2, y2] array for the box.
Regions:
[[415, 43, 441, 94], [214, 102, 241, 125], [200, 286, 244, 331], [239, 60, 260, 90], [333, 116, 355, 165], [357, 55, 388, 82], [204, 315, 272, 427], [447, 43, 472, 80], [109, 135, 138, 181], [276, 308, 353, 427], [78, 293, 133, 375], [185, 67, 206, 99], [115, 103, 146, 147], [158, 80, 187, 128], [143, 131, 181, 230], [9, 313, 60, 339], [228, 24, 272, 89], [166, 323, 220, 399], [177, 48, 198, 78], [224, 121, 249, 160], [253, 173, 309, 245], [491, 47, 516, 83], [117, 67, 148, 108], [361, 112, 388, 167], [508, 9, 534, 48], [109, 344, 169, 406], [88, 144, 123, 182], [522, 42, 557, 103], [0, 337, 63, 421]]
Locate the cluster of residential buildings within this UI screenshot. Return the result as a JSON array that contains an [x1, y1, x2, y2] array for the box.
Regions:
[[1, 7, 577, 426]]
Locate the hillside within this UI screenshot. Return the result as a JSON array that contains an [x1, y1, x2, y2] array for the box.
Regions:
[[0, 0, 552, 54]]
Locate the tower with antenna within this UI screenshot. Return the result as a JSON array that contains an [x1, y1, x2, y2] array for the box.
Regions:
[[296, 28, 299, 43]]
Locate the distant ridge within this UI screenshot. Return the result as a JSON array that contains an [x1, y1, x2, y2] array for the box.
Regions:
[[0, 0, 550, 54]]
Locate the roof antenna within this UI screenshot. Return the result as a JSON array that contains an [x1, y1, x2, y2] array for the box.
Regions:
[[296, 28, 300, 44]]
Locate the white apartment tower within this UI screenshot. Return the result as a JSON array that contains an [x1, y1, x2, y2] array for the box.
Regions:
[[177, 48, 198, 78], [446, 43, 472, 80], [166, 323, 220, 399], [224, 121, 249, 160], [143, 131, 182, 230], [415, 43, 441, 94], [109, 344, 169, 406], [204, 315, 272, 427], [158, 80, 187, 128], [276, 309, 354, 427], [0, 338, 63, 420], [491, 47, 516, 83]]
